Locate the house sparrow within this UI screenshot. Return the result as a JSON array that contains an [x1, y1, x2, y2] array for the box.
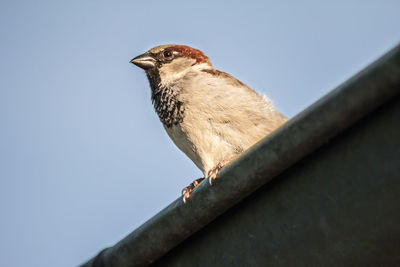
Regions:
[[130, 45, 287, 202]]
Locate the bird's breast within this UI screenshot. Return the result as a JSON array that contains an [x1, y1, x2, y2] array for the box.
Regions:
[[164, 123, 205, 172]]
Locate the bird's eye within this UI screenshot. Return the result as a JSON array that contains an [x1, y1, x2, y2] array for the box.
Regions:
[[163, 50, 173, 58]]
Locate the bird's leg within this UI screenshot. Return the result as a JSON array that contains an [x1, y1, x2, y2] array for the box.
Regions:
[[207, 156, 236, 185], [182, 177, 205, 203]]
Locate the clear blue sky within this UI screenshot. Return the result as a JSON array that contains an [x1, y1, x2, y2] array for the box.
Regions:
[[0, 1, 399, 266]]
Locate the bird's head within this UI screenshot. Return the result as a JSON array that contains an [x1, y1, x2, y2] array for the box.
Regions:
[[130, 45, 212, 88]]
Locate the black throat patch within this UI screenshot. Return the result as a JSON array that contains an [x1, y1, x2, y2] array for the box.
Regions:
[[146, 69, 185, 128]]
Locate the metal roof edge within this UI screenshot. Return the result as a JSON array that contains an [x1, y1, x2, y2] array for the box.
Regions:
[[81, 43, 400, 267]]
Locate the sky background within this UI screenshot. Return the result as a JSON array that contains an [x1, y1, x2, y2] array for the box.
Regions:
[[0, 1, 399, 266]]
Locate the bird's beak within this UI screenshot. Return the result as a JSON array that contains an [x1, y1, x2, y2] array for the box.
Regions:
[[130, 53, 156, 70]]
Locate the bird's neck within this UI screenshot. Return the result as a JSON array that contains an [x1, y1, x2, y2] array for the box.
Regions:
[[146, 69, 184, 128]]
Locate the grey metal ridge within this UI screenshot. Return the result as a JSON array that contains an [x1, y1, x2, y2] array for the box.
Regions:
[[81, 43, 400, 267]]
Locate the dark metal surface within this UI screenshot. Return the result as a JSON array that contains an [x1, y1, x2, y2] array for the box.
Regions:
[[81, 43, 400, 267], [153, 96, 400, 266]]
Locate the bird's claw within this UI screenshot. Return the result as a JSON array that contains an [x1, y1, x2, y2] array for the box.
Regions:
[[182, 157, 236, 203], [207, 156, 236, 185], [182, 178, 204, 203], [207, 165, 222, 185]]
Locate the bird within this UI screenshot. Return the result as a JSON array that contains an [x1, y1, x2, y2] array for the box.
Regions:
[[130, 44, 287, 202]]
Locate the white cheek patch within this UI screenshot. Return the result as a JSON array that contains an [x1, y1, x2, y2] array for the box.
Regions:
[[159, 58, 193, 87], [158, 58, 211, 88]]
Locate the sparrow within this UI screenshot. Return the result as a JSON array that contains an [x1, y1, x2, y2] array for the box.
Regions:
[[130, 45, 287, 202]]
